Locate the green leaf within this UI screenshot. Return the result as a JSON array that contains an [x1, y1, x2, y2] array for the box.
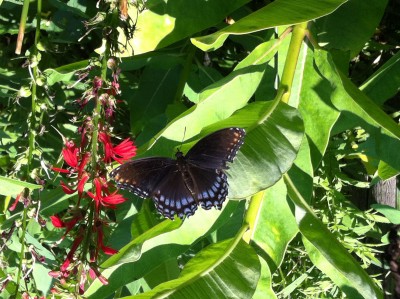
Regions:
[[0, 176, 41, 197], [125, 238, 260, 299], [252, 179, 298, 270], [285, 175, 383, 299], [120, 0, 249, 55], [314, 49, 400, 172], [253, 258, 276, 299], [377, 161, 399, 180], [372, 204, 400, 224], [360, 50, 400, 106], [191, 0, 347, 51], [44, 60, 88, 86], [85, 202, 239, 298], [130, 58, 185, 135], [137, 39, 280, 155], [298, 47, 340, 170], [315, 0, 388, 58], [226, 100, 304, 198]]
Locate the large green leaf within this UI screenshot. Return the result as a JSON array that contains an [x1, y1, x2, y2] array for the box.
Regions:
[[129, 57, 185, 135], [360, 50, 400, 106], [298, 47, 340, 170], [85, 202, 239, 298], [284, 175, 383, 299], [314, 49, 400, 172], [191, 0, 347, 51], [0, 176, 41, 197], [225, 100, 304, 198], [315, 0, 388, 58], [253, 258, 276, 299], [252, 179, 298, 271], [120, 0, 249, 55], [133, 39, 281, 158], [124, 238, 260, 298]]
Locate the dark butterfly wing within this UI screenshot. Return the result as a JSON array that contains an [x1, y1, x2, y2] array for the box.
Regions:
[[185, 127, 245, 169], [188, 166, 228, 210], [110, 157, 198, 220], [110, 157, 176, 198], [151, 168, 198, 219], [110, 127, 245, 220]]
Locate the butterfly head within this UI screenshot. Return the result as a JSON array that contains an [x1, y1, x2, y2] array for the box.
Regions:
[[175, 150, 184, 159]]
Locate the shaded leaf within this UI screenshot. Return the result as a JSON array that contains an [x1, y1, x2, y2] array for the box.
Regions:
[[192, 0, 347, 51], [360, 50, 400, 106], [85, 202, 239, 298], [315, 0, 388, 58], [126, 238, 260, 299]]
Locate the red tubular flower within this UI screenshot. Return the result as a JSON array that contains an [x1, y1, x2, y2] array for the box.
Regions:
[[60, 234, 84, 272], [77, 173, 89, 196], [9, 193, 22, 211], [62, 142, 78, 168], [98, 132, 136, 164], [89, 267, 108, 285], [87, 178, 126, 210], [50, 216, 65, 228], [97, 227, 118, 255], [60, 181, 76, 194]]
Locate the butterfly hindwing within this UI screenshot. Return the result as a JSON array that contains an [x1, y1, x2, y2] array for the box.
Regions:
[[187, 166, 228, 210], [151, 168, 198, 219], [186, 127, 245, 169]]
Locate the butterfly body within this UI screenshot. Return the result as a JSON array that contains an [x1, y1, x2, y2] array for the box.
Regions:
[[110, 127, 245, 219]]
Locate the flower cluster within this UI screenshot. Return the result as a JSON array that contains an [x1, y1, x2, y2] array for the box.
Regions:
[[49, 72, 136, 294]]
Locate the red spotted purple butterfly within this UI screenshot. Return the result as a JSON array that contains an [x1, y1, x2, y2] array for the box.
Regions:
[[110, 127, 245, 219]]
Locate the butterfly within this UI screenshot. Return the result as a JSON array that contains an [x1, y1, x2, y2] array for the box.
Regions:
[[110, 127, 246, 219]]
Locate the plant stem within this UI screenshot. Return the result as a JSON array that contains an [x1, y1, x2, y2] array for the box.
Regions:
[[280, 22, 308, 104], [27, 0, 42, 173], [243, 191, 265, 244], [244, 23, 308, 244], [82, 44, 110, 263], [15, 0, 30, 54], [15, 190, 29, 297]]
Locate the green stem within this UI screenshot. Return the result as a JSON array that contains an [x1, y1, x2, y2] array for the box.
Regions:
[[82, 47, 110, 264], [15, 0, 30, 55], [243, 23, 308, 244], [280, 22, 308, 104], [27, 0, 42, 173], [243, 191, 265, 244], [15, 190, 29, 296]]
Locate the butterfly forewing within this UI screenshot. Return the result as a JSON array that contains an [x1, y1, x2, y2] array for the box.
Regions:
[[110, 157, 176, 198], [186, 127, 245, 169]]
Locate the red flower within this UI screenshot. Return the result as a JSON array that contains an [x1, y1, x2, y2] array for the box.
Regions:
[[50, 213, 83, 238], [62, 141, 78, 168], [9, 193, 22, 211], [99, 132, 136, 164], [50, 215, 65, 228], [87, 178, 126, 210], [97, 226, 118, 255], [61, 234, 84, 272], [52, 141, 90, 178], [60, 181, 76, 194]]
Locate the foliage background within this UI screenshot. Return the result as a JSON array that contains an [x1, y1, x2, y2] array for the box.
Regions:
[[1, 0, 400, 298]]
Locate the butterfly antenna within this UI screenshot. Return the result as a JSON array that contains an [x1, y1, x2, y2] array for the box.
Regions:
[[177, 127, 187, 152]]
